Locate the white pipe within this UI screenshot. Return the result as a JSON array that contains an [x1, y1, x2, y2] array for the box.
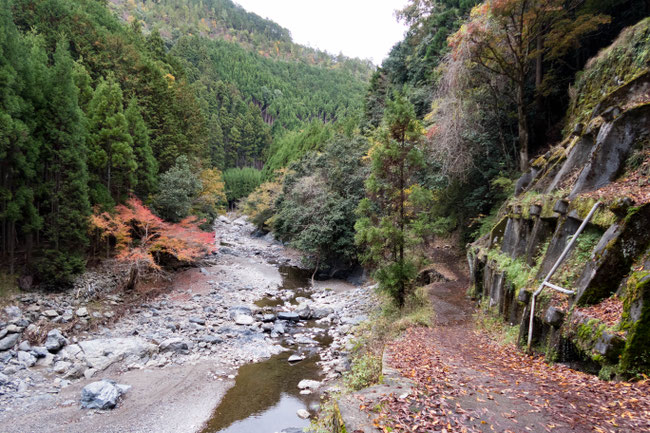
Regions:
[[543, 281, 575, 295], [527, 201, 601, 349]]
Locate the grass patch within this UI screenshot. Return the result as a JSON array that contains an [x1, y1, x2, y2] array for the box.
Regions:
[[0, 273, 19, 303], [551, 227, 602, 289], [344, 353, 383, 391], [475, 300, 521, 346], [309, 286, 434, 430], [487, 250, 537, 291]]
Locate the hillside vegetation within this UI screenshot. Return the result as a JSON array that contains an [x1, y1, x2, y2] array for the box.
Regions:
[[0, 0, 369, 285]]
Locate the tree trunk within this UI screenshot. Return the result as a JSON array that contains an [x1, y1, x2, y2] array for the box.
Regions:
[[126, 265, 138, 291], [311, 253, 320, 286], [398, 137, 406, 308], [516, 81, 529, 172]]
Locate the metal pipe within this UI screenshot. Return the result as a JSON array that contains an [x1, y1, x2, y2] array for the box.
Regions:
[[527, 201, 601, 349], [543, 281, 575, 295]]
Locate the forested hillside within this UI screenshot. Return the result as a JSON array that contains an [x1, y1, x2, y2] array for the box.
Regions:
[[0, 0, 369, 286], [107, 0, 374, 79]]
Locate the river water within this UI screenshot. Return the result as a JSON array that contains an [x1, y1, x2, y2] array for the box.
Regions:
[[201, 266, 328, 433]]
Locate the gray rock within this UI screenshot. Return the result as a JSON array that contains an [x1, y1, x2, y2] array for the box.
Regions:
[[45, 329, 68, 353], [296, 409, 310, 419], [31, 346, 49, 358], [18, 341, 31, 352], [288, 354, 304, 363], [53, 361, 72, 374], [229, 306, 252, 320], [281, 429, 304, 433], [81, 379, 131, 410], [17, 350, 37, 367], [594, 331, 625, 361], [200, 335, 223, 344], [159, 337, 189, 354], [517, 288, 531, 303], [234, 315, 254, 326], [4, 306, 21, 320], [261, 313, 276, 322], [261, 323, 274, 332], [43, 309, 59, 318], [277, 312, 300, 322], [272, 322, 285, 335], [297, 379, 320, 390], [79, 337, 157, 371], [0, 328, 6, 339], [0, 372, 8, 385], [312, 308, 334, 320], [0, 333, 20, 351], [36, 354, 54, 367], [189, 317, 206, 325], [296, 308, 313, 320], [76, 307, 89, 317], [544, 307, 565, 327], [295, 336, 318, 345], [64, 363, 88, 379], [5, 324, 21, 333]]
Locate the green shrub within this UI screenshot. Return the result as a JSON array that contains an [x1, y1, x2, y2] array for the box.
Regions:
[[344, 353, 382, 391]]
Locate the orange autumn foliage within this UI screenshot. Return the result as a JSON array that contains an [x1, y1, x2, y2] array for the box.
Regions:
[[90, 197, 216, 272]]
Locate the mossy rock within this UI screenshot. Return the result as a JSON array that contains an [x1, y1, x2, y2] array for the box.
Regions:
[[568, 196, 617, 228], [574, 203, 650, 306], [620, 271, 650, 375]]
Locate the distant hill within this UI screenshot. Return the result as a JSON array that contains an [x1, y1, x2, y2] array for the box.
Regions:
[[107, 0, 374, 80]]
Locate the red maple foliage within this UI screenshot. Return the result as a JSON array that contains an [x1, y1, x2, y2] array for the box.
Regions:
[[90, 197, 215, 287]]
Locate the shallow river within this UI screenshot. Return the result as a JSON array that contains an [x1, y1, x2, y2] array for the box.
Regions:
[[202, 266, 328, 433]]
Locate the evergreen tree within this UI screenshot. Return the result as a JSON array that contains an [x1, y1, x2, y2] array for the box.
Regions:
[[38, 40, 91, 285], [207, 114, 225, 169], [0, 1, 41, 273], [88, 74, 137, 205], [355, 93, 432, 307], [125, 97, 158, 199]]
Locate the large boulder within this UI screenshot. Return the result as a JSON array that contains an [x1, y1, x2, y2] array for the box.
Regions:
[[277, 312, 300, 322], [45, 329, 68, 353], [17, 350, 37, 367], [0, 333, 20, 351], [81, 379, 131, 410], [79, 337, 157, 371], [159, 337, 190, 354]]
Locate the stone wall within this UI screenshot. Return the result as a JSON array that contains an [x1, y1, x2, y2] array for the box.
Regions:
[[468, 37, 650, 377]]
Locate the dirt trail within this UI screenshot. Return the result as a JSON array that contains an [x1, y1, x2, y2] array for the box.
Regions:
[[426, 249, 562, 432], [376, 249, 650, 433]]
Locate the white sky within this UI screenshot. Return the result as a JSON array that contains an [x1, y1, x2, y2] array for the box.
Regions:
[[234, 0, 409, 65]]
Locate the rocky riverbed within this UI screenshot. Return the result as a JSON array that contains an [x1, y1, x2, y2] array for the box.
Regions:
[[0, 215, 377, 433]]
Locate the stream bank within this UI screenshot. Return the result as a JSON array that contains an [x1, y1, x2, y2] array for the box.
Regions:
[[0, 215, 377, 433]]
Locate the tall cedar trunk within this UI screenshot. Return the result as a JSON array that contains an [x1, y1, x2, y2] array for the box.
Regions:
[[516, 81, 529, 172], [398, 134, 406, 308]]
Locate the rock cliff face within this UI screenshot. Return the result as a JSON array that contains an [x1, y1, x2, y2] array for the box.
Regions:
[[468, 18, 650, 379]]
